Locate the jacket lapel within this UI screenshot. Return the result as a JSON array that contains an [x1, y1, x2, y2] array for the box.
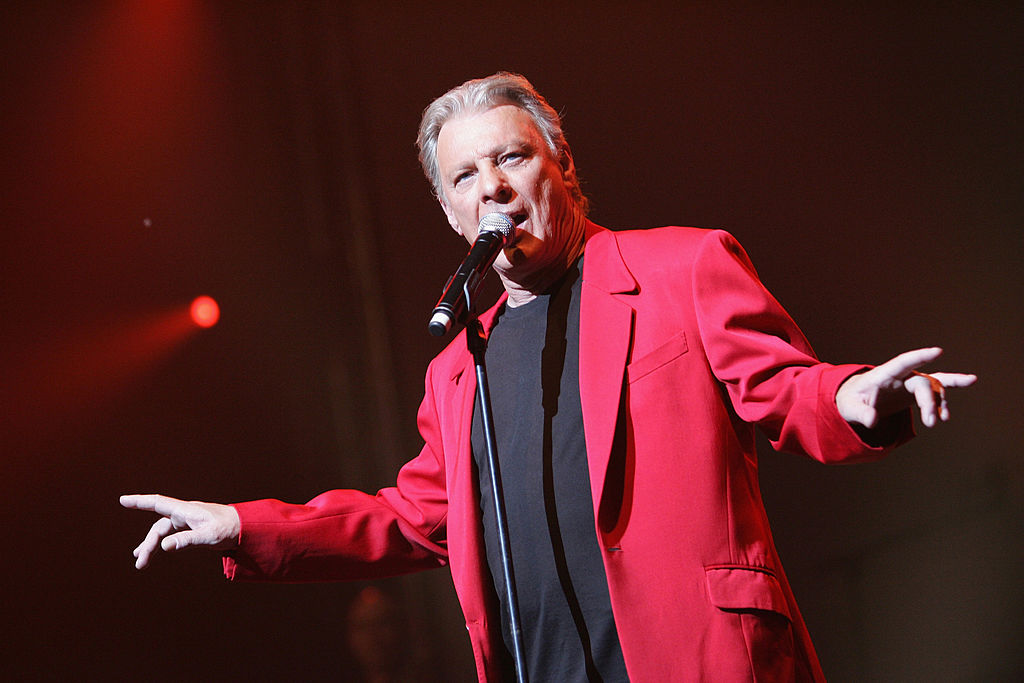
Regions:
[[447, 227, 637, 551], [578, 226, 637, 520], [443, 296, 506, 649], [447, 292, 507, 480]]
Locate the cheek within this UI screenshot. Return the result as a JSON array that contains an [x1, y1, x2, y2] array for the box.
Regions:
[[538, 176, 569, 212], [448, 204, 477, 237]]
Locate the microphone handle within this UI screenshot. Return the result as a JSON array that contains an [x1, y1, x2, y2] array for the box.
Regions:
[[428, 230, 505, 336]]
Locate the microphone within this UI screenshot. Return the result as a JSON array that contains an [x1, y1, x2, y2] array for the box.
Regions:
[[428, 212, 516, 336]]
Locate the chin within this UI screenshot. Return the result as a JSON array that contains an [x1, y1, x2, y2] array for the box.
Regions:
[[506, 246, 528, 266]]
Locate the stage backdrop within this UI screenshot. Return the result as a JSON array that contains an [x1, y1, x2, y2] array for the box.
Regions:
[[2, 3, 1020, 680]]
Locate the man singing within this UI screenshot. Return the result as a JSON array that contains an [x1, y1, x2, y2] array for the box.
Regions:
[[122, 73, 975, 682]]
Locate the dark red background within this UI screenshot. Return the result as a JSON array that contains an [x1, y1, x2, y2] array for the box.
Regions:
[[2, 3, 1020, 680]]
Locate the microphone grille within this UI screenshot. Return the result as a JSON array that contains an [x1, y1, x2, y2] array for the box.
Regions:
[[477, 213, 516, 245]]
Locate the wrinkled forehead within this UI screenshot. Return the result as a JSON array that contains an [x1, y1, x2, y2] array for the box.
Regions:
[[438, 105, 548, 162]]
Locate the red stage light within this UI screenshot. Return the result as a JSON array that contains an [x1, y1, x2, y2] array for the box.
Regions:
[[190, 296, 220, 328]]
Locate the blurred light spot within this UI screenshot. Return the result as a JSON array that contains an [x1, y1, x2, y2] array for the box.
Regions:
[[190, 295, 219, 328]]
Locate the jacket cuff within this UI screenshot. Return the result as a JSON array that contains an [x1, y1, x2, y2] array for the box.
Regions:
[[818, 364, 914, 462], [221, 501, 270, 581]]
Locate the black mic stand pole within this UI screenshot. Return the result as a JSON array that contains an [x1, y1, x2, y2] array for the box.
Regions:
[[463, 284, 528, 683]]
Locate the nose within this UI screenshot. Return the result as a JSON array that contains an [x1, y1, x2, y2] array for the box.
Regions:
[[478, 164, 512, 205]]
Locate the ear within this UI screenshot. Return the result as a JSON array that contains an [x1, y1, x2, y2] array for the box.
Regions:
[[438, 195, 463, 236]]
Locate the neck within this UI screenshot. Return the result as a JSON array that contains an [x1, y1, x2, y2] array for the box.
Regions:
[[501, 215, 592, 308]]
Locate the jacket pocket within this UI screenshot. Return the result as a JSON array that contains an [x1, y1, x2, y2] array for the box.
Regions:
[[705, 565, 795, 682], [626, 330, 688, 383], [705, 564, 791, 619]]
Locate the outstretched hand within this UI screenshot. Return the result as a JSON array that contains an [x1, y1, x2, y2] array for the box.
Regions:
[[836, 347, 976, 429], [120, 494, 240, 569]]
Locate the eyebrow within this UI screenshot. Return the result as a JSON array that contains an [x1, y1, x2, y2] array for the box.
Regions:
[[448, 139, 539, 175]]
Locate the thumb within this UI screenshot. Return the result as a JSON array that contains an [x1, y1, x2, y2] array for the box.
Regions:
[[844, 399, 878, 428]]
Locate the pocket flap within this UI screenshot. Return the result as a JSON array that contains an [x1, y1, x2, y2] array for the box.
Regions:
[[627, 331, 688, 383], [705, 565, 792, 620]]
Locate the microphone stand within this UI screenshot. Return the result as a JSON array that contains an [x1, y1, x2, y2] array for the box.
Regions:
[[463, 286, 529, 683]]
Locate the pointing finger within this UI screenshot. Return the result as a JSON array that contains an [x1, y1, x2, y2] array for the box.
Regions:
[[927, 372, 978, 389], [120, 494, 188, 518]]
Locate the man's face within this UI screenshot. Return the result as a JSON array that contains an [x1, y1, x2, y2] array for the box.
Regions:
[[436, 104, 583, 293]]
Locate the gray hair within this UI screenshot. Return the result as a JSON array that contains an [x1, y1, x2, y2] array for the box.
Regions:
[[416, 72, 588, 213]]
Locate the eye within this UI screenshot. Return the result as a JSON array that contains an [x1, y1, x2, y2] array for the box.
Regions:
[[452, 170, 475, 188], [499, 152, 524, 165]]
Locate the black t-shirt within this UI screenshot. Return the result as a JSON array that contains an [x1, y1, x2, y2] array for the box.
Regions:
[[471, 259, 629, 682]]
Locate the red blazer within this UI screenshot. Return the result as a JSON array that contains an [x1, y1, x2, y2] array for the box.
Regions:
[[225, 225, 909, 682]]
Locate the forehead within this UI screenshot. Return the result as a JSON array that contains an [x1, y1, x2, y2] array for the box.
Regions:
[[436, 105, 546, 167]]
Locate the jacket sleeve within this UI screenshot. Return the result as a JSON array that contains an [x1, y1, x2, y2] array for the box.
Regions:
[[691, 229, 912, 463], [223, 361, 452, 582]]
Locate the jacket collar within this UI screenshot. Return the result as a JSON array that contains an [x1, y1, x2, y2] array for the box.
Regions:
[[446, 220, 637, 383], [579, 221, 639, 296]]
